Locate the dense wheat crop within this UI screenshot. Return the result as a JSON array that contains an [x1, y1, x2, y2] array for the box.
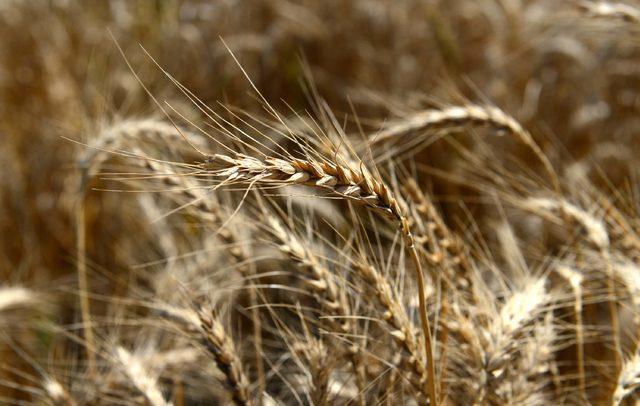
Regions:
[[2, 1, 640, 404]]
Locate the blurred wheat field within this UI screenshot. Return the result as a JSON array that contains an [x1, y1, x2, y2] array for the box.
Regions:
[[2, 0, 640, 404]]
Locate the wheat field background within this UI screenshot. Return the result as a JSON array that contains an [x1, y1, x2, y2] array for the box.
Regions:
[[1, 1, 640, 405]]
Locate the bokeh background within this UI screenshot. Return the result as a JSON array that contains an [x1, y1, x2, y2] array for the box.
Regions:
[[2, 1, 640, 404]]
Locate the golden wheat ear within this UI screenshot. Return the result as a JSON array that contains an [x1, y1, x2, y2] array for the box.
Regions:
[[201, 151, 439, 403]]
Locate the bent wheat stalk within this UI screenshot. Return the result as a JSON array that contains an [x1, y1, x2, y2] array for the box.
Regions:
[[201, 153, 438, 404]]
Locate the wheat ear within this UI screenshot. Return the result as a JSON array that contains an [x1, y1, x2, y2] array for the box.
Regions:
[[372, 105, 528, 143], [197, 309, 252, 406], [523, 197, 621, 369], [371, 104, 559, 194], [486, 278, 551, 402], [262, 212, 367, 402], [291, 337, 334, 406], [80, 119, 207, 180], [446, 278, 551, 403], [201, 153, 438, 404], [403, 179, 473, 290], [351, 258, 431, 397]]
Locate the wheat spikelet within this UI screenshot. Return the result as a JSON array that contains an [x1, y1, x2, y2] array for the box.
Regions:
[[0, 286, 33, 312], [578, 1, 640, 24], [43, 377, 74, 406], [614, 350, 640, 404], [114, 346, 172, 406]]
